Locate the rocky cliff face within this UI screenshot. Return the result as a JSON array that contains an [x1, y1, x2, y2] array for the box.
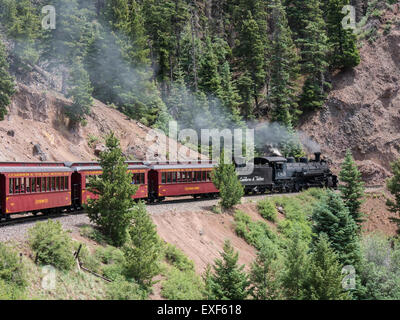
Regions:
[[300, 8, 400, 185]]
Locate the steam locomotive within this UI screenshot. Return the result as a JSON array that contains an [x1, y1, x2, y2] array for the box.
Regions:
[[237, 152, 337, 194]]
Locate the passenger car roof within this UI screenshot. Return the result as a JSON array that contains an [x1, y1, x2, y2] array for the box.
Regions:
[[0, 167, 72, 173]]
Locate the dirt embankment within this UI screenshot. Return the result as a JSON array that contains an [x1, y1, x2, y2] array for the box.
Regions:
[[300, 8, 400, 185], [152, 209, 257, 274], [0, 83, 202, 162]]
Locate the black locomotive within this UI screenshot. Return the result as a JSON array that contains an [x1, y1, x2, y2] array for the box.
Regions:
[[237, 152, 337, 194]]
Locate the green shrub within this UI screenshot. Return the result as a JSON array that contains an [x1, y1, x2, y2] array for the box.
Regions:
[[28, 220, 75, 271], [257, 198, 278, 222], [359, 233, 400, 299], [302, 188, 327, 200], [233, 210, 277, 250], [95, 246, 126, 280], [248, 222, 277, 249], [0, 243, 26, 288], [211, 204, 222, 214], [274, 195, 313, 238], [163, 243, 194, 272], [80, 225, 108, 244], [102, 264, 125, 281], [74, 243, 101, 274], [0, 280, 25, 300], [234, 210, 252, 224], [234, 220, 248, 238], [87, 134, 99, 148], [95, 246, 125, 265], [161, 268, 204, 300], [106, 280, 147, 300]]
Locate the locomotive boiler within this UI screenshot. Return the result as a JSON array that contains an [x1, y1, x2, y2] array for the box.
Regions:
[[238, 152, 337, 194]]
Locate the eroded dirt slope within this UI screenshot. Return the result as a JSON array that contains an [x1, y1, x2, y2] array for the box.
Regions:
[[152, 209, 257, 274], [300, 8, 400, 185], [0, 83, 202, 162]]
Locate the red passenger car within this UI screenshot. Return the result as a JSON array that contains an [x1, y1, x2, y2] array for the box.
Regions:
[[70, 163, 149, 207], [147, 162, 219, 201], [0, 165, 72, 218]]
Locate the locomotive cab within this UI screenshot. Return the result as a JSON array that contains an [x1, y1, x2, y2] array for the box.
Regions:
[[274, 162, 286, 179]]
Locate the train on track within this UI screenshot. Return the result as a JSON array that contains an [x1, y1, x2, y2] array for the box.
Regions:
[[0, 152, 337, 221]]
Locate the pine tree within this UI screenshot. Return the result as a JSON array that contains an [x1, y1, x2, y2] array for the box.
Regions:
[[339, 149, 365, 227], [284, 0, 308, 41], [104, 0, 150, 67], [165, 66, 214, 132], [42, 0, 95, 64], [323, 0, 360, 70], [237, 72, 255, 119], [191, 91, 215, 132], [65, 59, 93, 125], [386, 159, 400, 234], [0, 41, 15, 121], [123, 201, 162, 286], [304, 234, 349, 300], [250, 239, 281, 300], [279, 125, 305, 158], [281, 229, 309, 299], [268, 0, 300, 126], [198, 36, 222, 96], [165, 67, 192, 122], [212, 152, 244, 209], [219, 61, 243, 127], [86, 132, 138, 247], [42, 0, 96, 93], [202, 264, 214, 299], [179, 20, 201, 91], [85, 11, 166, 127], [142, 0, 189, 88], [1, 0, 40, 70], [207, 240, 251, 300], [297, 0, 330, 110], [235, 11, 267, 118], [312, 190, 361, 267]]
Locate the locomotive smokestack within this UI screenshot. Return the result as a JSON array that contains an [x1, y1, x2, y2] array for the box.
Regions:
[[314, 152, 321, 162]]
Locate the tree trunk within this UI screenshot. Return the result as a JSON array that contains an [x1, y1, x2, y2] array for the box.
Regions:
[[190, 5, 199, 91]]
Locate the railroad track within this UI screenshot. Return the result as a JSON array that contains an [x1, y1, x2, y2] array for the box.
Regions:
[[0, 210, 86, 228], [0, 191, 300, 228], [4, 186, 385, 228]]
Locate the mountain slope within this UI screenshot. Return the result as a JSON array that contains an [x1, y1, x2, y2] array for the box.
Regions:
[[0, 82, 200, 162], [300, 9, 400, 184]]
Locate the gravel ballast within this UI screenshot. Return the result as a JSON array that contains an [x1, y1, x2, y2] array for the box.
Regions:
[[0, 193, 291, 242]]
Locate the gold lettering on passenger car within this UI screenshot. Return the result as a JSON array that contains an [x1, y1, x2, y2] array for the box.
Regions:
[[35, 199, 49, 204]]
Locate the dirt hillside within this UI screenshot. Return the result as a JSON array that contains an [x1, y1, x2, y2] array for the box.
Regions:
[[0, 83, 202, 162], [299, 7, 400, 185]]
